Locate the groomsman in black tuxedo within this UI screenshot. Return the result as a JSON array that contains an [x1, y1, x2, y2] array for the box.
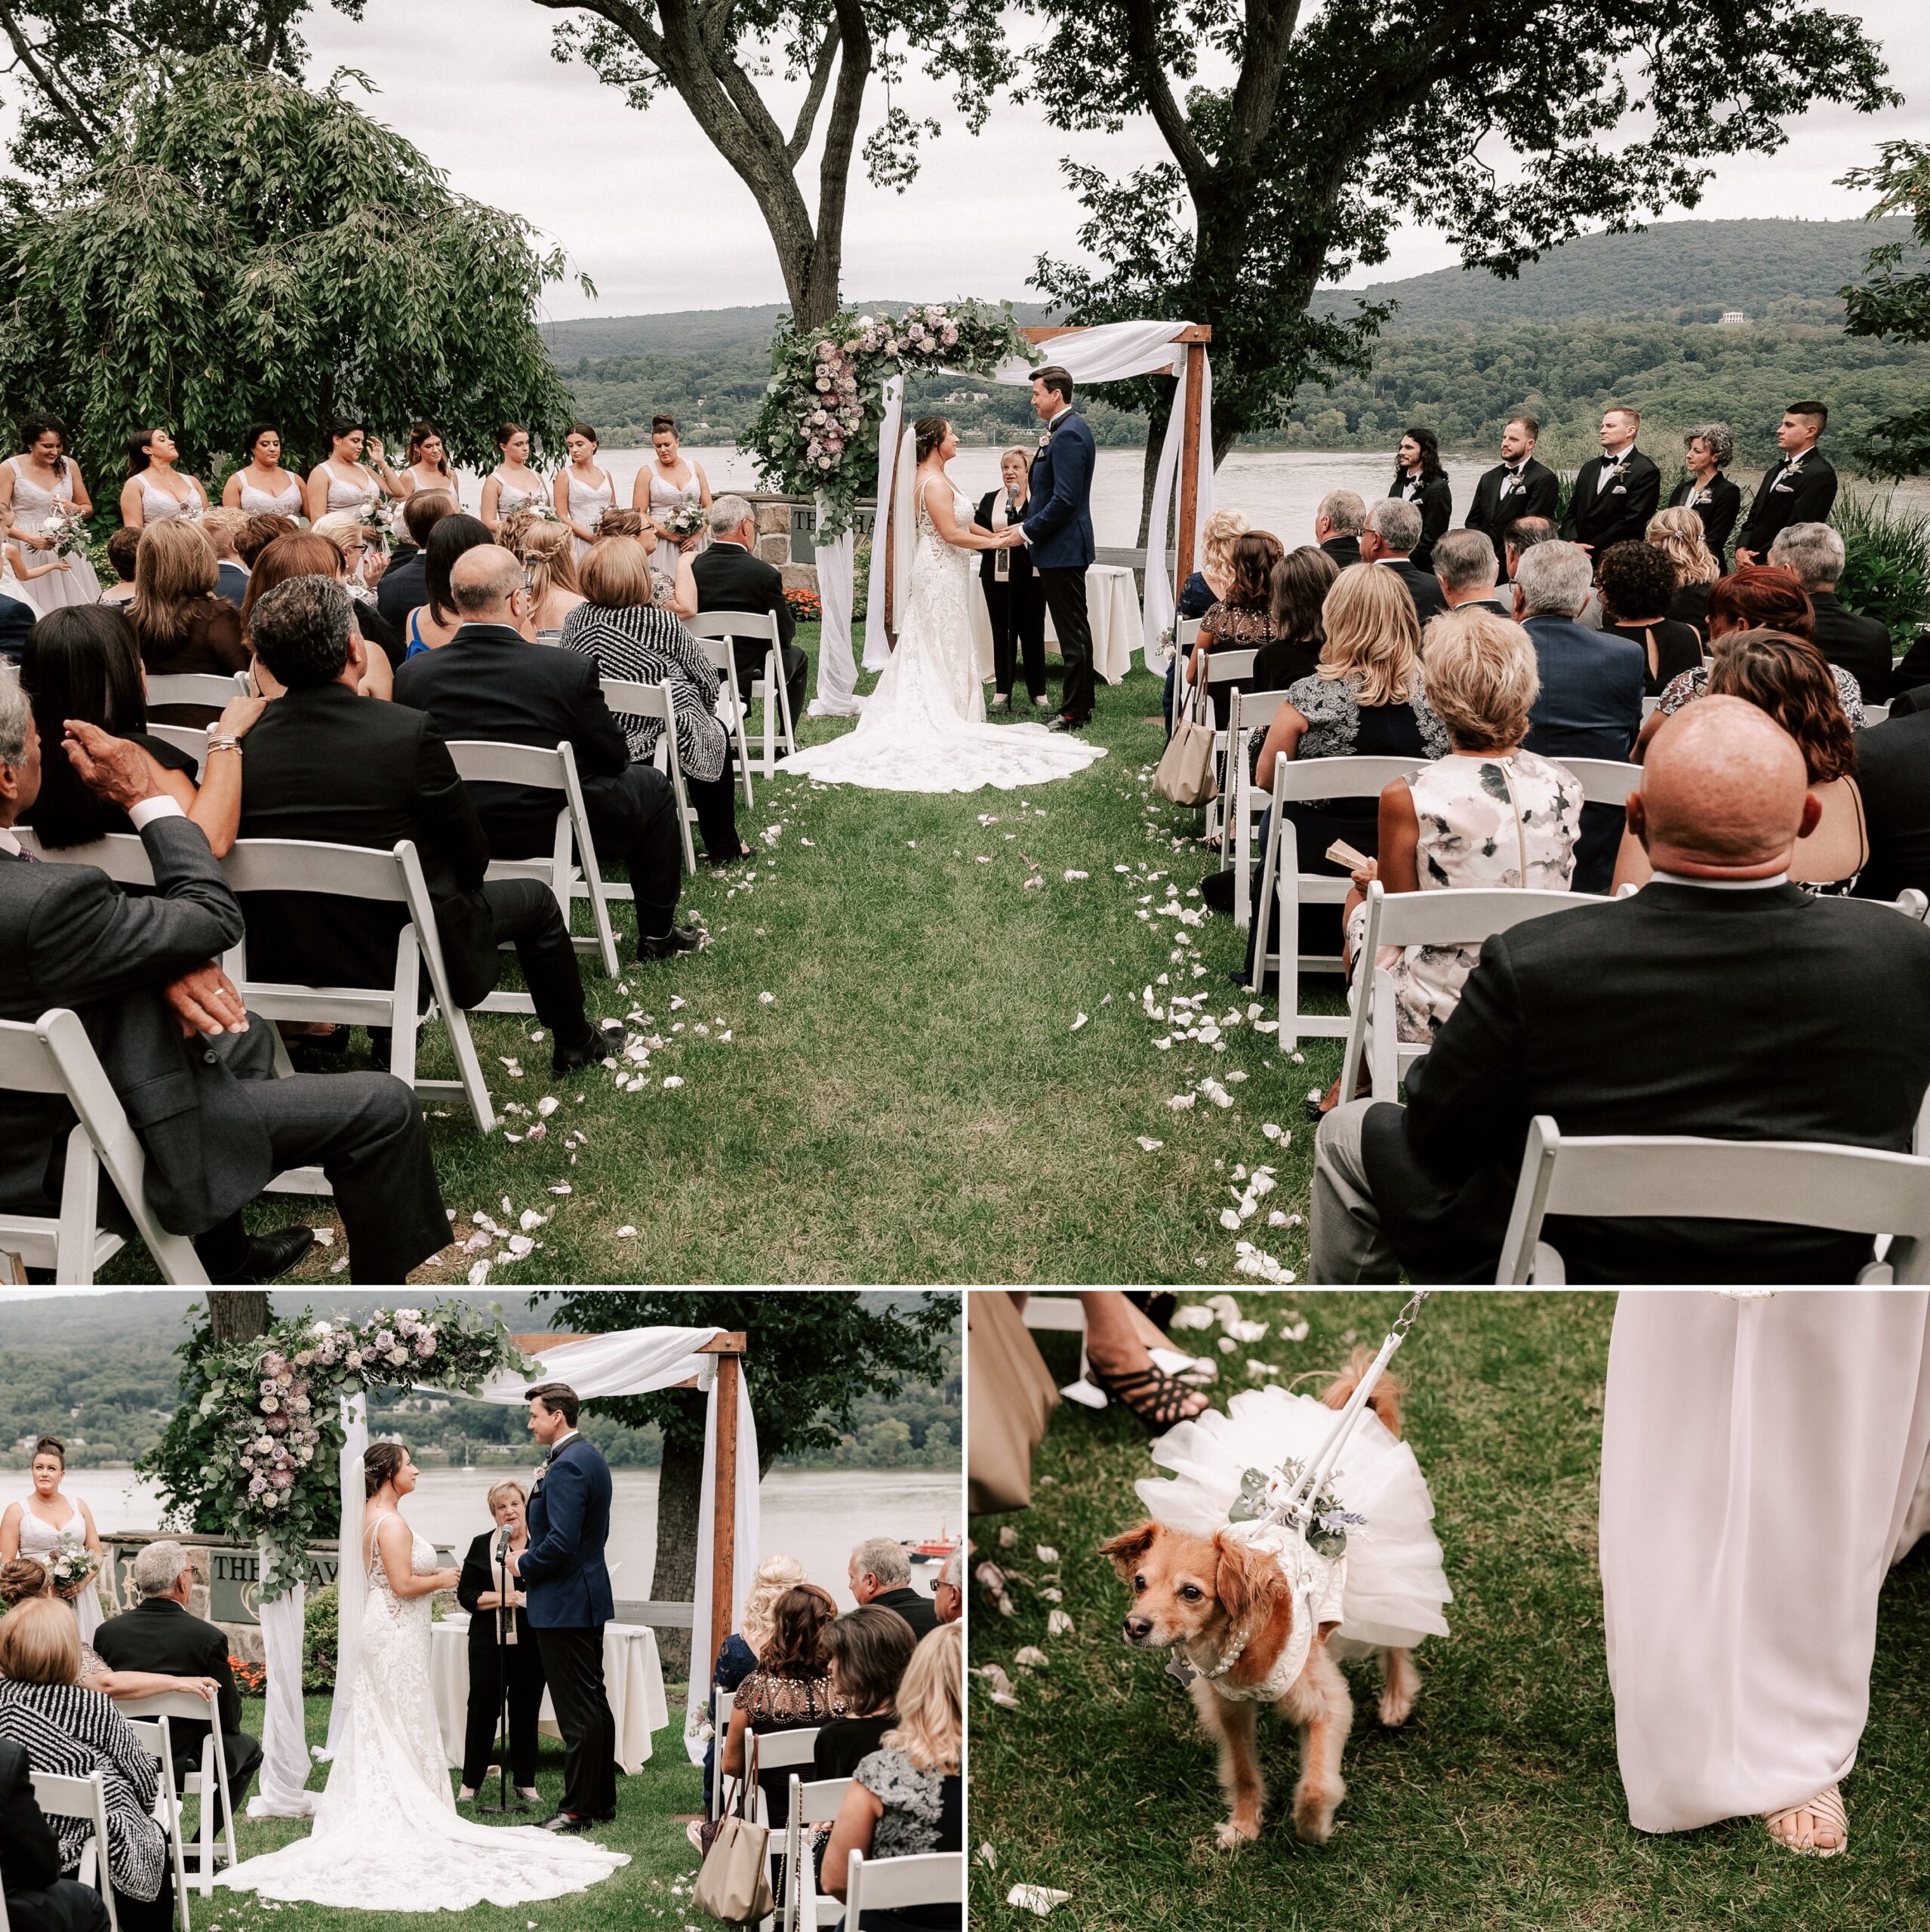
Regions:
[[1465, 416, 1559, 572], [1735, 402, 1838, 566], [1560, 406, 1661, 561]]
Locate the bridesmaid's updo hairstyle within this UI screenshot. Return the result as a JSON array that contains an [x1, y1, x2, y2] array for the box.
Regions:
[[32, 1435, 66, 1466], [914, 416, 950, 463], [241, 423, 282, 461], [328, 417, 366, 450], [0, 1557, 51, 1607], [650, 414, 677, 439], [364, 1440, 408, 1499]]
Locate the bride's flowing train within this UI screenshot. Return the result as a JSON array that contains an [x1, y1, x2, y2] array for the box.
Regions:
[[217, 1511, 626, 1912], [779, 481, 1107, 792]]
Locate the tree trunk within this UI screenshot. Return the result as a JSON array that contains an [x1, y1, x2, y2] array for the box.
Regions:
[[651, 1405, 706, 1678], [208, 1292, 270, 1348]]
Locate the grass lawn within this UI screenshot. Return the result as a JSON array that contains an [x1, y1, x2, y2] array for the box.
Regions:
[[202, 1689, 703, 1932], [968, 1294, 1930, 1931], [104, 618, 1346, 1284]]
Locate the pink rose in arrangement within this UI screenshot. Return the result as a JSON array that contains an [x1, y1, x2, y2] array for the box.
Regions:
[[415, 1334, 437, 1358], [271, 1468, 294, 1489], [266, 1412, 290, 1435], [260, 1393, 279, 1413]]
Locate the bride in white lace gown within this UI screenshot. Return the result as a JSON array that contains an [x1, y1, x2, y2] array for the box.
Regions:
[[780, 417, 1107, 792], [219, 1443, 626, 1912]]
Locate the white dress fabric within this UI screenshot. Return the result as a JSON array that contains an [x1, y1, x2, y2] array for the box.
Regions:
[[1134, 1383, 1452, 1654], [491, 469, 545, 520], [565, 468, 615, 558], [238, 473, 304, 517], [779, 479, 1108, 793], [323, 463, 381, 515], [1601, 1291, 1930, 1834], [5, 458, 102, 610], [137, 475, 202, 524], [219, 1508, 627, 1909], [15, 1500, 103, 1641]]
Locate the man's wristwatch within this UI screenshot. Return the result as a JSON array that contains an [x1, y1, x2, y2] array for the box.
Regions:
[[206, 735, 242, 758]]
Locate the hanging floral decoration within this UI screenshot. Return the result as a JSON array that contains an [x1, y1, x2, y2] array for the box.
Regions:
[[745, 300, 1033, 540]]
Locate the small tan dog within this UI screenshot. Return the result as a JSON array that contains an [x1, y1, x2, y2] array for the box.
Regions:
[[1100, 1359, 1418, 1847]]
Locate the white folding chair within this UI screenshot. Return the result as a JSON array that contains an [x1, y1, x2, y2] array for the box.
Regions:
[[1640, 695, 1661, 718], [30, 1770, 118, 1932], [1496, 1115, 1930, 1284], [1019, 1294, 1090, 1381], [783, 1774, 852, 1932], [746, 1727, 821, 1826], [0, 1863, 10, 1932], [146, 672, 251, 712], [1219, 684, 1294, 930], [122, 1712, 193, 1930], [144, 724, 210, 774], [599, 678, 697, 875], [1339, 883, 1608, 1102], [1198, 648, 1259, 841], [1171, 615, 1205, 712], [1551, 756, 1645, 809], [1865, 703, 1892, 724], [688, 610, 795, 780], [709, 1687, 738, 1825], [443, 740, 621, 996], [117, 1690, 235, 1899], [1248, 755, 1425, 1051], [684, 617, 760, 805], [0, 1009, 209, 1284], [843, 1850, 964, 1930]]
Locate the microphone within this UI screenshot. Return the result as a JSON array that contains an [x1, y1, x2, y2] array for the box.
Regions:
[[497, 1524, 518, 1645]]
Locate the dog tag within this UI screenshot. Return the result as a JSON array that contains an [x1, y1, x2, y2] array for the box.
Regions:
[[1165, 1654, 1199, 1687]]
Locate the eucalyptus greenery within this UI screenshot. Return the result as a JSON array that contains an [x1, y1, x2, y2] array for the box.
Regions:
[[0, 49, 582, 487]]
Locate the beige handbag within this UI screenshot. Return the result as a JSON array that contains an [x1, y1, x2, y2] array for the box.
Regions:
[[1155, 674, 1218, 807], [692, 1730, 774, 1925]]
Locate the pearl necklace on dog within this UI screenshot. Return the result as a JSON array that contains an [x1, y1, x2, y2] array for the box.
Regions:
[[1167, 1521, 1347, 1704]]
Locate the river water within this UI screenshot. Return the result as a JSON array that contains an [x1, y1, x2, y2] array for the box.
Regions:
[[66, 1465, 961, 1611]]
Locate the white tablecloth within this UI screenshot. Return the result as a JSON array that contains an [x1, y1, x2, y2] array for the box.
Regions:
[[430, 1615, 669, 1776], [969, 562, 1141, 686]]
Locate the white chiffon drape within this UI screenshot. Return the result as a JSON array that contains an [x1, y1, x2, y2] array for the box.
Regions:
[[1600, 1291, 1930, 1835]]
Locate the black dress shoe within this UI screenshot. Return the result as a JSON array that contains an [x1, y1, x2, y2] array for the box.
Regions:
[[538, 1811, 591, 1834], [554, 1019, 633, 1072], [1045, 712, 1085, 734], [636, 923, 700, 961], [232, 1226, 316, 1284]]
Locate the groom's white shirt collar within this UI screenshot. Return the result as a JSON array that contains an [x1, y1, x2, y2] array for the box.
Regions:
[[1040, 398, 1072, 426], [548, 1428, 580, 1453]]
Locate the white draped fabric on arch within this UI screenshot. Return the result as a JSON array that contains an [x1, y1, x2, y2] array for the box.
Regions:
[[251, 1325, 759, 1818], [808, 318, 1216, 713]]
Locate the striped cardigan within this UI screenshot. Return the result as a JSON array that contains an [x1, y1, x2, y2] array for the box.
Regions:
[[559, 601, 729, 783], [0, 1678, 165, 1900]]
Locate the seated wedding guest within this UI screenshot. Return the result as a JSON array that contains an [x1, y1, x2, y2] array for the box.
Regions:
[[1768, 521, 1892, 702], [307, 512, 403, 675], [1849, 703, 1930, 904], [1313, 491, 1366, 571], [689, 496, 806, 728], [1595, 540, 1703, 694], [237, 576, 627, 1071], [117, 428, 206, 531], [399, 512, 493, 657], [0, 513, 35, 664], [560, 535, 747, 863], [1360, 498, 1447, 622], [235, 512, 296, 571], [376, 489, 454, 629], [1387, 427, 1451, 573], [0, 1560, 220, 1709], [240, 532, 392, 700], [0, 673, 451, 1283], [849, 1539, 938, 1640], [454, 1481, 545, 1807], [1735, 401, 1837, 565], [1645, 506, 1723, 635], [722, 1583, 842, 1841], [1256, 544, 1338, 691], [1177, 508, 1248, 620], [1310, 608, 1581, 1119], [0, 1598, 173, 1932], [1464, 415, 1558, 570], [93, 1540, 263, 1829], [1431, 529, 1510, 615], [128, 520, 247, 724], [1561, 405, 1661, 558], [1187, 531, 1283, 728], [98, 526, 140, 608], [393, 546, 696, 962], [933, 1550, 962, 1626], [18, 605, 260, 853], [0, 1731, 112, 1932], [1664, 423, 1742, 562], [1618, 629, 1865, 897], [201, 509, 251, 609], [1512, 539, 1642, 893], [816, 1603, 919, 1780], [515, 520, 586, 640], [974, 448, 1048, 712], [701, 1554, 808, 1818], [822, 1623, 962, 1932], [1501, 514, 1554, 590], [1310, 696, 1930, 1284]]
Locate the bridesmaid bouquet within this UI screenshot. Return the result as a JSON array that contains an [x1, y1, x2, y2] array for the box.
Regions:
[[42, 501, 91, 558], [659, 500, 707, 541], [46, 1528, 101, 1598]]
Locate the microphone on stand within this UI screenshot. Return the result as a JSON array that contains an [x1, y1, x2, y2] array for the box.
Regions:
[[497, 1524, 517, 1647]]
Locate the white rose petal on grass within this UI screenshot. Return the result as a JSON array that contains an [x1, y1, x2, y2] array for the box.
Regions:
[[311, 1227, 334, 1247], [616, 1225, 637, 1238], [519, 1209, 547, 1232], [1169, 1305, 1215, 1330], [1014, 1645, 1050, 1670], [1045, 1608, 1074, 1636], [1246, 1359, 1281, 1379], [1270, 1209, 1290, 1228], [547, 1183, 572, 1196], [976, 1842, 997, 1869], [1218, 1207, 1242, 1231], [663, 1075, 684, 1089], [999, 1525, 1017, 1548], [759, 991, 775, 1004], [1070, 1013, 1088, 1032], [1064, 869, 1088, 881], [1135, 1137, 1164, 1152], [1008, 1887, 1072, 1918], [1039, 1586, 1064, 1602], [1036, 1545, 1059, 1564], [466, 1260, 491, 1286], [1218, 1335, 1238, 1354], [1167, 1091, 1197, 1110]]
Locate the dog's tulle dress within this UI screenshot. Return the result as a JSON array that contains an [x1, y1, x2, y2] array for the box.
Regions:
[[1136, 1385, 1452, 1653]]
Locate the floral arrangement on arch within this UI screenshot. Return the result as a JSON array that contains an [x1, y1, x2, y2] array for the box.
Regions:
[[178, 1302, 532, 1601], [745, 300, 1031, 540]]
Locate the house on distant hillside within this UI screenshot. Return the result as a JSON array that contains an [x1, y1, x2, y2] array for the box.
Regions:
[[1719, 309, 1749, 327]]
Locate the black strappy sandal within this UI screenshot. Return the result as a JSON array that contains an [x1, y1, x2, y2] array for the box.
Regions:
[[1090, 1359, 1207, 1433]]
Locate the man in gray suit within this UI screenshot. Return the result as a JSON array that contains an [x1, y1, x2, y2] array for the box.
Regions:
[[0, 672, 448, 1281]]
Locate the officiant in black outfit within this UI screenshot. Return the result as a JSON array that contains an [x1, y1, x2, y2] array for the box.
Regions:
[[456, 1480, 547, 1807], [974, 448, 1048, 711]]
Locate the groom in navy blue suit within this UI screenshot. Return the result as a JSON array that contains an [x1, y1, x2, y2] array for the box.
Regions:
[[512, 1382, 617, 1831], [1007, 365, 1099, 731]]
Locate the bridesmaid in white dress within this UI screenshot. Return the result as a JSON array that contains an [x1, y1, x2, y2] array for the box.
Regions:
[[220, 423, 306, 519], [1601, 1291, 1930, 1858], [305, 420, 406, 525], [0, 1436, 106, 1642], [481, 423, 546, 534], [402, 420, 460, 503], [555, 423, 615, 559], [0, 412, 102, 611], [632, 413, 711, 559], [117, 427, 208, 529]]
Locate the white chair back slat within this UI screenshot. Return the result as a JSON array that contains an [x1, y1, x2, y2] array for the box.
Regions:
[[690, 634, 756, 808], [145, 723, 211, 773], [123, 1712, 192, 1931], [1204, 648, 1259, 685], [844, 1850, 965, 1920], [687, 610, 780, 645], [146, 672, 249, 710], [602, 678, 697, 875], [13, 829, 155, 884], [709, 1686, 737, 1824], [781, 1773, 855, 1932], [688, 610, 793, 777], [29, 1769, 119, 1932], [1552, 757, 1643, 810], [1865, 703, 1892, 724], [115, 1693, 236, 1897]]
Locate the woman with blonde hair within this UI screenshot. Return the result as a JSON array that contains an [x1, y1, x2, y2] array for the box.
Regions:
[[515, 520, 586, 639], [973, 446, 1048, 711], [454, 1480, 546, 1806], [1166, 506, 1251, 731], [823, 1623, 962, 1929], [125, 518, 247, 722], [1646, 504, 1724, 635]]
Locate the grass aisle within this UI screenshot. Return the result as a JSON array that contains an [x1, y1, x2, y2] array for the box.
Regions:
[[209, 1691, 702, 1932], [105, 617, 1347, 1284], [968, 1297, 1930, 1932]]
